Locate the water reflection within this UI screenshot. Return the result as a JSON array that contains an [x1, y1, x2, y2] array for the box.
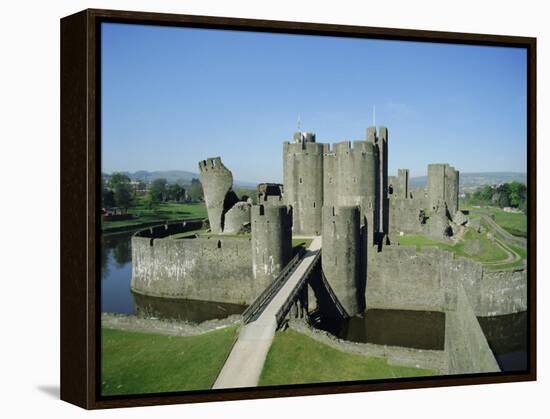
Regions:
[[478, 312, 527, 372], [133, 292, 246, 323], [315, 309, 446, 350]]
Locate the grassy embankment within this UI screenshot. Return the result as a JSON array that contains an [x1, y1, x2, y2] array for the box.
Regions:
[[102, 196, 207, 232], [465, 206, 527, 238], [398, 219, 525, 270], [101, 325, 238, 396], [259, 329, 435, 386]]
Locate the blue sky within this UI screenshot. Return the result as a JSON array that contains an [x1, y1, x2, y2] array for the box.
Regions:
[[101, 22, 527, 183]]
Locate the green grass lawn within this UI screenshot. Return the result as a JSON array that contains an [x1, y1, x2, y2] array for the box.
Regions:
[[463, 206, 527, 238], [493, 209, 527, 238], [259, 329, 435, 386], [292, 238, 313, 249], [398, 226, 509, 264], [102, 199, 207, 231], [484, 244, 527, 271], [101, 325, 237, 396]]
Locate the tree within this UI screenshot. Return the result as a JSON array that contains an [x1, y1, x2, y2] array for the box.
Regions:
[[187, 178, 204, 202], [101, 176, 115, 208], [508, 181, 527, 208], [137, 181, 147, 192], [109, 172, 133, 209], [167, 183, 185, 202], [149, 178, 168, 205], [496, 183, 511, 207], [473, 185, 494, 203]]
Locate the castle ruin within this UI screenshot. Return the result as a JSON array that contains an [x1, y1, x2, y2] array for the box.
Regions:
[[131, 126, 527, 376]]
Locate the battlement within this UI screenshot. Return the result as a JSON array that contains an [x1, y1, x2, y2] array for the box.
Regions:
[[366, 125, 388, 144], [251, 204, 292, 220], [198, 157, 227, 173], [325, 140, 376, 156], [283, 140, 325, 154], [367, 126, 377, 143], [293, 131, 316, 143]]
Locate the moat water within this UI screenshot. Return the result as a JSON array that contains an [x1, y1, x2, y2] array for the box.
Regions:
[[314, 309, 527, 372], [315, 309, 446, 350], [101, 231, 527, 371], [478, 312, 528, 372]]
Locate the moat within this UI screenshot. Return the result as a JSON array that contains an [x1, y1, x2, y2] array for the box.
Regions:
[[101, 230, 526, 372]]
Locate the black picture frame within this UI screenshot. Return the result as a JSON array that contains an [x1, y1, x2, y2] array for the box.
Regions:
[[60, 8, 537, 409]]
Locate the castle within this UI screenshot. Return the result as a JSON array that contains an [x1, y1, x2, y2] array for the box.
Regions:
[[130, 126, 526, 375]]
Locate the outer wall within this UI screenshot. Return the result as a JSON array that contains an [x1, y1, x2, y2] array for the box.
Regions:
[[59, 6, 537, 412]]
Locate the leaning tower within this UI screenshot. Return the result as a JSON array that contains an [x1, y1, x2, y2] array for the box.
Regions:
[[283, 132, 324, 236]]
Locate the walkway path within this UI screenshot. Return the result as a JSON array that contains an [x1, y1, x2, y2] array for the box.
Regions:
[[479, 213, 527, 248], [212, 236, 322, 389]]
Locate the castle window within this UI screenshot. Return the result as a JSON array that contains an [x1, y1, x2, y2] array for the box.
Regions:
[[388, 184, 393, 195], [299, 177, 303, 184], [313, 202, 316, 208], [217, 240, 222, 249]]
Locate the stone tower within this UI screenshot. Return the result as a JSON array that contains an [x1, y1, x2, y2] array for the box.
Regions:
[[198, 157, 239, 234], [251, 204, 293, 289], [427, 163, 459, 215], [373, 126, 389, 235], [283, 132, 324, 236], [323, 139, 379, 246], [321, 205, 363, 316]]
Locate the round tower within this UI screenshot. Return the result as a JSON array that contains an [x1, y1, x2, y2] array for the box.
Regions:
[[323, 140, 379, 245], [251, 204, 293, 289], [321, 205, 363, 316], [283, 132, 324, 236]]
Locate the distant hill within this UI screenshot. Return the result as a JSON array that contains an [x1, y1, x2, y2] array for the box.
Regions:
[[104, 170, 257, 189], [409, 172, 527, 191]]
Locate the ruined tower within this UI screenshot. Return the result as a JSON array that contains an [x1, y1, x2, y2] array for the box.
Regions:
[[283, 132, 324, 236], [251, 204, 293, 289], [198, 157, 239, 233], [427, 163, 459, 215], [321, 205, 363, 316], [323, 139, 379, 246], [373, 126, 389, 235], [394, 168, 410, 199]]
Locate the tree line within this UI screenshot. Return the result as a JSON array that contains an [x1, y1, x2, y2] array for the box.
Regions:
[[464, 181, 527, 213], [101, 173, 204, 210]]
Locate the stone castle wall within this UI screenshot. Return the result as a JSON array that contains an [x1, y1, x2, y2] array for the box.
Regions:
[[131, 235, 257, 305], [445, 284, 501, 374], [366, 244, 527, 317], [479, 268, 527, 316]]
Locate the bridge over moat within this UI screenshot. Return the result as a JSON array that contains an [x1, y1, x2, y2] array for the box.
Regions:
[[213, 236, 345, 389]]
